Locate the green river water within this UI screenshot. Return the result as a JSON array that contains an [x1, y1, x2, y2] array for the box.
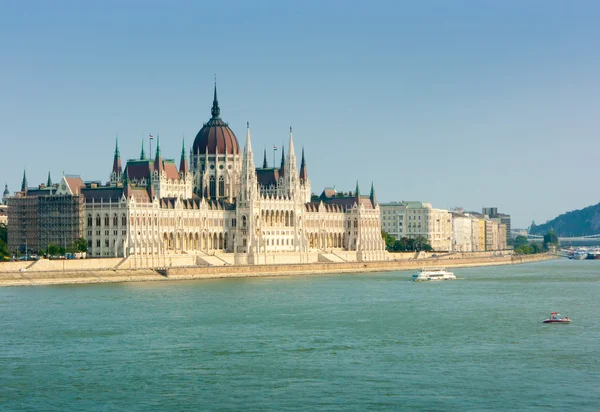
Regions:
[[1, 259, 599, 411]]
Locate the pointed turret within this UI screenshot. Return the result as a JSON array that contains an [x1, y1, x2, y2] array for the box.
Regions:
[[279, 146, 285, 177], [299, 147, 308, 184], [284, 126, 298, 195], [179, 138, 188, 175], [240, 122, 257, 201], [211, 82, 221, 119], [370, 182, 377, 207], [263, 148, 268, 168], [21, 169, 27, 192], [355, 181, 361, 204], [47, 171, 52, 187], [112, 137, 122, 179], [140, 140, 146, 160], [2, 183, 9, 205], [154, 135, 163, 174]]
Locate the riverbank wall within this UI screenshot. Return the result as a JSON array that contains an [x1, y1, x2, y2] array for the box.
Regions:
[[0, 253, 556, 287]]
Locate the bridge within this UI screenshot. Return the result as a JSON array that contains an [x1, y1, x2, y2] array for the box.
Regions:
[[512, 231, 600, 244]]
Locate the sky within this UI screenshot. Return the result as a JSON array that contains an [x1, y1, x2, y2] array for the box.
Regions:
[[1, 0, 599, 228]]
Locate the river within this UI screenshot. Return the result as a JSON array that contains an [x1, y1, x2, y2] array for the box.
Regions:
[[1, 259, 598, 411]]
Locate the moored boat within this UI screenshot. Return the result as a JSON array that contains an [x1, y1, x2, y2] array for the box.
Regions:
[[586, 249, 600, 260], [543, 312, 571, 324], [573, 250, 588, 260], [412, 268, 456, 282]]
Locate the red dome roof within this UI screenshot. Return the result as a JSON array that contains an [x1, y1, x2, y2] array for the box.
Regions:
[[193, 118, 240, 155], [192, 85, 240, 156]]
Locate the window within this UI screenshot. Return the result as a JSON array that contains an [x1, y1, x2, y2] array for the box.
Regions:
[[105, 239, 109, 247], [209, 176, 216, 197], [87, 215, 92, 227], [113, 215, 118, 226], [218, 176, 225, 197], [104, 215, 109, 226], [96, 239, 100, 248], [96, 215, 101, 226]]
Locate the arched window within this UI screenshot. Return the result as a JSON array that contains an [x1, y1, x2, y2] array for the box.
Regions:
[[218, 176, 225, 198], [122, 215, 127, 226], [96, 215, 101, 226], [87, 214, 92, 227], [113, 214, 118, 227], [209, 176, 216, 198], [104, 215, 109, 226], [242, 215, 247, 228]]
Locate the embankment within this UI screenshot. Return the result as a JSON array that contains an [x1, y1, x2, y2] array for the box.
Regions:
[[0, 253, 556, 287]]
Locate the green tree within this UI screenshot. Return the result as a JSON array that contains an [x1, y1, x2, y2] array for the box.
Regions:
[[381, 231, 396, 251], [0, 239, 10, 261], [531, 242, 545, 254], [514, 235, 529, 248], [48, 243, 60, 256], [75, 238, 88, 253], [0, 222, 7, 244], [543, 230, 559, 250]]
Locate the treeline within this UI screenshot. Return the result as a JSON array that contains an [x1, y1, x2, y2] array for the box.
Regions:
[[0, 223, 8, 261], [381, 231, 433, 252], [513, 231, 559, 255]]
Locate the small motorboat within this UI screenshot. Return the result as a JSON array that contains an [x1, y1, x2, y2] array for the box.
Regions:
[[543, 312, 571, 324]]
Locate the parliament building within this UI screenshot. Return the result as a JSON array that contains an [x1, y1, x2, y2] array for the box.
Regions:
[[8, 86, 387, 266]]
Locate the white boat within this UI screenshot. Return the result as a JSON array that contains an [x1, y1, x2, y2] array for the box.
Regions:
[[573, 250, 588, 260], [412, 268, 456, 282]]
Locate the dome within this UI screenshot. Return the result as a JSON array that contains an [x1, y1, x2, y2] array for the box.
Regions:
[[192, 86, 240, 156]]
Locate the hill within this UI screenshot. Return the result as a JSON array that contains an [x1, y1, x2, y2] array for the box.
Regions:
[[530, 202, 600, 237]]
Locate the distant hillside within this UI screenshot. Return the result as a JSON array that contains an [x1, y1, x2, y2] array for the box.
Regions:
[[530, 202, 600, 237]]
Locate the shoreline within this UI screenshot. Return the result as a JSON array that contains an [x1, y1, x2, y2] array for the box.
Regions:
[[0, 253, 556, 287]]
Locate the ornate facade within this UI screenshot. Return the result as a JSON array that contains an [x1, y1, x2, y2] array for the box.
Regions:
[[10, 86, 387, 266]]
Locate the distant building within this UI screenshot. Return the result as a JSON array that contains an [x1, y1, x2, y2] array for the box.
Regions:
[[7, 173, 85, 254], [380, 201, 452, 251], [483, 207, 511, 244], [0, 204, 7, 226], [379, 201, 405, 239], [451, 212, 472, 252]]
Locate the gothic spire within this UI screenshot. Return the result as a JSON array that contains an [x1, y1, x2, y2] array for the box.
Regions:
[[112, 137, 122, 178], [154, 135, 163, 174], [299, 147, 308, 184], [21, 169, 27, 192], [370, 182, 377, 207], [240, 122, 257, 200], [140, 139, 146, 160], [179, 137, 188, 175], [155, 134, 161, 159], [211, 81, 221, 119], [47, 171, 52, 187], [279, 146, 285, 177], [263, 148, 268, 168], [355, 181, 360, 198]]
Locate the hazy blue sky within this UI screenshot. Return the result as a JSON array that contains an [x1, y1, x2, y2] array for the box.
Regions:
[[1, 1, 599, 227]]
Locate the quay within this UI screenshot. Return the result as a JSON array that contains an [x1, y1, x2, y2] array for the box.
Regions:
[[0, 252, 555, 287]]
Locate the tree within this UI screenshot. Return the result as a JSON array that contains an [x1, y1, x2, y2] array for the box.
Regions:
[[0, 223, 7, 244], [543, 230, 559, 251], [0, 239, 9, 261], [381, 231, 396, 251], [75, 238, 88, 253], [48, 243, 60, 256], [514, 235, 529, 248]]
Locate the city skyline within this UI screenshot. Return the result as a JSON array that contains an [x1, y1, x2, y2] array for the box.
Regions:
[[2, 1, 600, 228]]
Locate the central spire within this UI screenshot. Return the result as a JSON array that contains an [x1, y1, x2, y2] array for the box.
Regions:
[[211, 81, 221, 119]]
